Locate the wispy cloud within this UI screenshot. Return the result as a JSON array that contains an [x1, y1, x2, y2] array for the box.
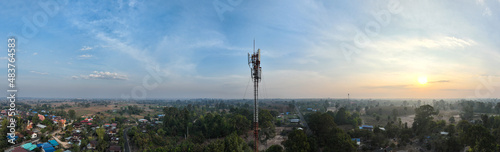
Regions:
[[30, 71, 48, 75], [365, 84, 412, 89], [80, 46, 93, 51], [73, 71, 128, 80], [370, 36, 476, 51], [32, 52, 38, 56], [78, 54, 93, 59], [428, 80, 450, 83], [476, 0, 492, 16]]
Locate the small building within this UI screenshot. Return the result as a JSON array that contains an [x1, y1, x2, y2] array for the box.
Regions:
[[111, 137, 119, 144], [10, 147, 28, 152], [37, 143, 55, 152], [351, 138, 361, 145], [360, 125, 374, 131], [48, 140, 59, 148], [38, 114, 45, 121], [138, 119, 148, 123], [37, 124, 47, 129], [440, 132, 449, 135], [289, 119, 300, 123], [21, 143, 37, 151], [109, 146, 122, 152], [87, 140, 97, 150]]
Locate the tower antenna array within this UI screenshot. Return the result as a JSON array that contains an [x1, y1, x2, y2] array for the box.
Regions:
[[248, 40, 261, 152]]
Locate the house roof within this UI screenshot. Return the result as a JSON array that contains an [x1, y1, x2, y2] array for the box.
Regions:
[[12, 147, 28, 152], [109, 146, 121, 151], [21, 143, 37, 151], [49, 140, 59, 146], [43, 146, 56, 152], [37, 124, 47, 128], [361, 125, 373, 128], [37, 142, 53, 148], [289, 119, 300, 123]]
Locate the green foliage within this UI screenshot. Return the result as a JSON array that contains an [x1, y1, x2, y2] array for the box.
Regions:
[[449, 116, 455, 124], [266, 145, 283, 152], [223, 132, 249, 152], [230, 114, 250, 135], [283, 129, 310, 152], [0, 119, 9, 149], [308, 112, 335, 146], [323, 127, 357, 152], [307, 111, 357, 151], [412, 105, 438, 136], [460, 102, 474, 121], [460, 125, 497, 151], [68, 109, 76, 119], [205, 139, 225, 152]]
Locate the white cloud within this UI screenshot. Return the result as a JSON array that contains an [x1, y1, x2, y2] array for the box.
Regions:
[[80, 46, 93, 51], [30, 71, 48, 75], [369, 36, 477, 51], [482, 7, 492, 16], [33, 52, 38, 56], [73, 71, 128, 80], [78, 54, 93, 58], [476, 0, 492, 16]]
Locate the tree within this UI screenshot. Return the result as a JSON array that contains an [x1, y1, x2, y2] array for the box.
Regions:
[[496, 102, 500, 114], [32, 114, 41, 125], [0, 119, 9, 149], [96, 128, 105, 141], [412, 105, 438, 136], [308, 112, 336, 146], [449, 116, 455, 124], [205, 139, 225, 152], [266, 145, 283, 152], [68, 109, 76, 119], [461, 125, 497, 151], [460, 101, 474, 121], [223, 132, 249, 152], [230, 114, 250, 135], [323, 127, 357, 152], [283, 129, 310, 152], [335, 107, 349, 125]]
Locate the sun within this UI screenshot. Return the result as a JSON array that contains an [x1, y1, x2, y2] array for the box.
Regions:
[[418, 76, 428, 85]]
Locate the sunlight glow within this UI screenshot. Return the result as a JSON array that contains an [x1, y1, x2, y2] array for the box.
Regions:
[[418, 76, 428, 85]]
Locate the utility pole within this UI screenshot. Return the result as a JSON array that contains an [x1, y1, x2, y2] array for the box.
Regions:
[[248, 40, 261, 152]]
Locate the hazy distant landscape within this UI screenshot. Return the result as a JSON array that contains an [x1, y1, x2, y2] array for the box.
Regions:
[[1, 98, 499, 152], [2, 0, 500, 152]]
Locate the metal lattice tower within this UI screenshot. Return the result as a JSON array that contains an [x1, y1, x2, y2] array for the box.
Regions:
[[248, 40, 261, 152]]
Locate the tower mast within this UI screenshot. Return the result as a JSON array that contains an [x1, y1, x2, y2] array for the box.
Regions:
[[248, 40, 261, 152]]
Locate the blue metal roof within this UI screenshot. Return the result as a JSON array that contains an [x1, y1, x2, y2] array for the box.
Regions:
[[43, 146, 56, 152], [37, 143, 53, 148], [49, 140, 59, 146]]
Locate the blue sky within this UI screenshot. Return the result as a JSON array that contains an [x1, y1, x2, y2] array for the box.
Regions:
[[1, 0, 499, 99]]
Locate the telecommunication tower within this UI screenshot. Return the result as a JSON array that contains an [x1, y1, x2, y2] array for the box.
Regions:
[[248, 40, 261, 152]]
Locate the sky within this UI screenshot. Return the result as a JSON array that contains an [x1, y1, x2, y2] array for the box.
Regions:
[[0, 0, 499, 99]]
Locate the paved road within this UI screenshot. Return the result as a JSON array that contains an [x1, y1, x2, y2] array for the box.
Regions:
[[295, 106, 312, 135], [123, 127, 131, 152]]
